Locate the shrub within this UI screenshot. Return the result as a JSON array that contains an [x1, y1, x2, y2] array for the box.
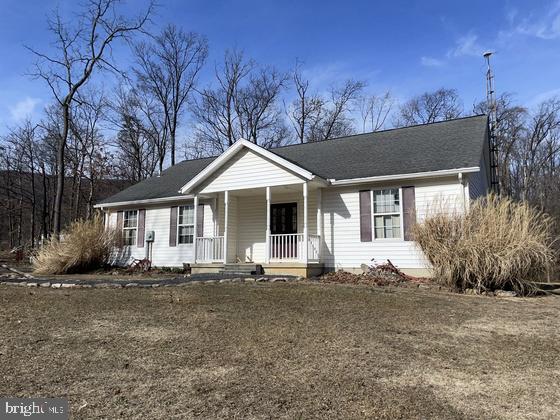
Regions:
[[32, 214, 117, 275], [412, 194, 556, 295]]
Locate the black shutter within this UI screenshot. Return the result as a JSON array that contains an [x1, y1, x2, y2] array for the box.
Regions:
[[402, 186, 416, 241], [359, 190, 372, 242]]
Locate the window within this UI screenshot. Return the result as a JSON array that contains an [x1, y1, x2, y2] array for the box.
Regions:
[[123, 210, 138, 246], [178, 205, 194, 244], [373, 189, 401, 239]]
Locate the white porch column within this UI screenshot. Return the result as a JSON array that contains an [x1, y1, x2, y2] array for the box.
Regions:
[[223, 190, 229, 264], [193, 195, 199, 263], [317, 188, 322, 258], [303, 182, 309, 263], [265, 186, 271, 264]]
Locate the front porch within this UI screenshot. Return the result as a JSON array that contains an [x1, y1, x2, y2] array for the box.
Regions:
[[191, 183, 323, 269]]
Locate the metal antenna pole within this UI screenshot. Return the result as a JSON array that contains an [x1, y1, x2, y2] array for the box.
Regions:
[[484, 51, 500, 194]]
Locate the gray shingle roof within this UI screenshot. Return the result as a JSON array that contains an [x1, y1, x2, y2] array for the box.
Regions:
[[98, 115, 488, 205]]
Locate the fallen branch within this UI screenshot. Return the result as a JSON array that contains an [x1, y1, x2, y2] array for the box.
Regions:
[[1, 264, 34, 279], [373, 259, 427, 283]]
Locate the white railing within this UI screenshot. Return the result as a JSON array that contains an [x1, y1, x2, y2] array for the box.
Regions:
[[308, 234, 321, 261], [269, 233, 304, 261], [195, 236, 224, 262]]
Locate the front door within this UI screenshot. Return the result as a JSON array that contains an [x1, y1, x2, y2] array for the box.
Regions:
[[270, 203, 298, 258]]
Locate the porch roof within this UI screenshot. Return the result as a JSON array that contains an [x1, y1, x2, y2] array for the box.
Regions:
[[97, 115, 488, 206]]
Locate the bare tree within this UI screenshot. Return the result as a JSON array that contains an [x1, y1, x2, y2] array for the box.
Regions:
[[134, 24, 208, 166], [473, 93, 527, 195], [289, 62, 324, 143], [358, 91, 394, 132], [110, 88, 158, 182], [287, 65, 364, 143], [27, 0, 153, 237], [192, 49, 288, 154], [395, 88, 463, 127]]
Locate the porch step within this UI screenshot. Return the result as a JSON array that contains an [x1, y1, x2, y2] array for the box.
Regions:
[[219, 264, 263, 276]]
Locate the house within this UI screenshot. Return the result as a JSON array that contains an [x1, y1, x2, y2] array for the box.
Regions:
[[95, 115, 490, 277]]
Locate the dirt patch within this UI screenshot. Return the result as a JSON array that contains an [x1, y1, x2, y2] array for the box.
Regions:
[[0, 282, 558, 419]]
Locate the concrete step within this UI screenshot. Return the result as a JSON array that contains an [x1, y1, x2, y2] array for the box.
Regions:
[[219, 264, 262, 275]]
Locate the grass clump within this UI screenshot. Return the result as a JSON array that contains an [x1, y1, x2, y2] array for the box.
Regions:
[[413, 194, 555, 295], [32, 214, 117, 275]]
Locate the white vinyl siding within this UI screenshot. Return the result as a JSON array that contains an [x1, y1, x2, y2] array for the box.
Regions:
[[107, 176, 465, 270], [199, 148, 305, 193], [321, 177, 465, 270]]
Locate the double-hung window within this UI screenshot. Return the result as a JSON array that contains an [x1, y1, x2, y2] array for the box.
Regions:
[[123, 210, 138, 246], [373, 189, 401, 239], [178, 205, 194, 244]]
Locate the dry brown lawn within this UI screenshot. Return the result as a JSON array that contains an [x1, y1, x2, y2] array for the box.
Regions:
[[0, 282, 559, 419]]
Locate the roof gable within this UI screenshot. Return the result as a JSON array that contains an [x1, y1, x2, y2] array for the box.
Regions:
[[179, 139, 315, 194]]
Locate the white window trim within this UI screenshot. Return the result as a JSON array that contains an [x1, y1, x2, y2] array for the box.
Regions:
[[370, 187, 404, 241], [177, 204, 195, 245], [123, 209, 138, 247]]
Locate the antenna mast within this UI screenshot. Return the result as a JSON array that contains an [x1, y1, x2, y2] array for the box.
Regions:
[[484, 51, 500, 194]]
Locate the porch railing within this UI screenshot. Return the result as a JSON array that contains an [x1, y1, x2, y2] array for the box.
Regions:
[[269, 233, 321, 262], [195, 236, 224, 262], [269, 233, 304, 261]]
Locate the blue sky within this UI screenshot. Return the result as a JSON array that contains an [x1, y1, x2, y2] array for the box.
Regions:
[[1, 0, 559, 132]]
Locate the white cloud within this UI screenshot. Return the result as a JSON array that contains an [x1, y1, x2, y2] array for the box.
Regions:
[[501, 1, 560, 40], [447, 33, 485, 58], [9, 97, 41, 122], [420, 56, 444, 67]]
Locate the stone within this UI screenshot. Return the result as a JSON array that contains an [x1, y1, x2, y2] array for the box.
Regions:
[[26, 282, 38, 287], [61, 283, 76, 288], [151, 283, 160, 288], [244, 277, 256, 283], [51, 283, 62, 289], [418, 284, 430, 289], [219, 278, 231, 283], [17, 282, 28, 287], [494, 290, 517, 298], [205, 280, 218, 284], [125, 283, 139, 288], [39, 282, 51, 288], [270, 277, 286, 282], [256, 277, 267, 282], [231, 277, 242, 283]]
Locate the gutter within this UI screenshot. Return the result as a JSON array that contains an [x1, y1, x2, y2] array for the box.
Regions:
[[93, 194, 194, 210], [329, 167, 480, 186]]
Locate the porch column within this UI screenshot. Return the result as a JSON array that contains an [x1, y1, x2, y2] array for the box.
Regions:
[[193, 195, 199, 263], [223, 190, 229, 263], [317, 188, 322, 258], [265, 186, 271, 264], [303, 182, 309, 263]]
